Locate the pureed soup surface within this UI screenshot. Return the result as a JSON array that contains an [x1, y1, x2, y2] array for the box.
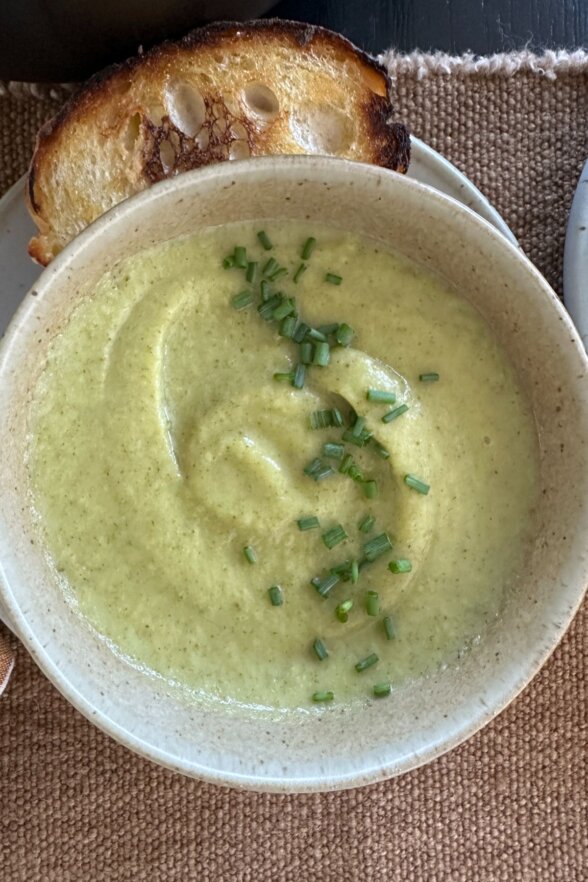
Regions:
[[29, 221, 539, 709]]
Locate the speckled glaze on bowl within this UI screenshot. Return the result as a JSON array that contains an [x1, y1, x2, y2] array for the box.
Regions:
[[0, 156, 587, 792]]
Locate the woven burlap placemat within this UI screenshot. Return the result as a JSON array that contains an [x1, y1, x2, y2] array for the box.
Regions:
[[1, 52, 587, 881]]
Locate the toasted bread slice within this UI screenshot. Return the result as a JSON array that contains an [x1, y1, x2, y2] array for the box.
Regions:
[[27, 19, 410, 265]]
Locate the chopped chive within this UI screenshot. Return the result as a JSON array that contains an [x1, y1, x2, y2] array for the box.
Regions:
[[262, 257, 279, 277], [336, 599, 353, 622], [389, 558, 412, 573], [312, 638, 329, 661], [342, 428, 371, 448], [351, 416, 366, 439], [314, 464, 336, 481], [355, 653, 379, 673], [366, 591, 380, 616], [373, 682, 391, 697], [330, 408, 344, 428], [339, 453, 354, 475], [293, 263, 307, 284], [313, 572, 340, 598], [306, 328, 328, 343], [297, 515, 320, 531], [279, 316, 297, 338], [233, 246, 247, 268], [367, 389, 397, 404], [268, 266, 288, 282], [348, 464, 364, 482], [404, 474, 430, 495], [317, 323, 340, 336], [291, 363, 306, 389], [310, 410, 334, 430], [322, 524, 348, 550], [257, 230, 273, 251], [245, 261, 258, 283], [330, 559, 351, 577], [268, 585, 283, 606], [383, 615, 396, 640], [363, 480, 378, 499], [223, 255, 236, 268], [363, 532, 393, 562], [373, 441, 390, 460], [257, 293, 282, 320], [382, 404, 409, 423], [243, 545, 257, 564], [293, 321, 310, 343], [336, 323, 355, 347], [273, 371, 294, 383], [350, 559, 359, 584], [304, 457, 323, 478], [313, 341, 330, 366], [300, 341, 313, 364], [359, 514, 375, 533], [260, 279, 272, 301], [301, 237, 317, 260], [231, 290, 254, 310], [325, 272, 342, 285], [419, 372, 440, 383], [323, 441, 345, 460], [312, 690, 334, 703], [273, 298, 296, 320]]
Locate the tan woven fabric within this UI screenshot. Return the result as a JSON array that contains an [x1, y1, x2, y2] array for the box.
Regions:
[[1, 58, 587, 881]]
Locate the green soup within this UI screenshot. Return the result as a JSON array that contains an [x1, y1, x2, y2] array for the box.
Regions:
[[29, 221, 538, 708]]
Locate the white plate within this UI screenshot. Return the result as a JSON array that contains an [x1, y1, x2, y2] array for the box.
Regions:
[[0, 137, 516, 340], [563, 159, 588, 350]]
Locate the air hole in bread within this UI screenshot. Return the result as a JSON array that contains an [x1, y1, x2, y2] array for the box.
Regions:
[[124, 113, 141, 151], [229, 140, 250, 160], [164, 81, 205, 138], [242, 83, 279, 121], [159, 139, 176, 174], [289, 105, 352, 154]]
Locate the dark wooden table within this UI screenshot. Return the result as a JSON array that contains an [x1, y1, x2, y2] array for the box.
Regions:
[[269, 0, 588, 55]]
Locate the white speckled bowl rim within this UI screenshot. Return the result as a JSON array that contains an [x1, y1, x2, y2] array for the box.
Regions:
[[0, 156, 587, 792]]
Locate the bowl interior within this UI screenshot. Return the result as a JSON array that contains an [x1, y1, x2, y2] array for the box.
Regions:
[[1, 157, 587, 791]]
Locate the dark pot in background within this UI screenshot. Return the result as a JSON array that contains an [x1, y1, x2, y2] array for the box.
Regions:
[[0, 0, 277, 82]]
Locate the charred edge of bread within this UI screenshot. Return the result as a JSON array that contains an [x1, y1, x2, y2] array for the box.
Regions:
[[27, 19, 409, 257]]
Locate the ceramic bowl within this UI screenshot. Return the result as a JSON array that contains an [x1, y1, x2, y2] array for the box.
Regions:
[[1, 156, 587, 792]]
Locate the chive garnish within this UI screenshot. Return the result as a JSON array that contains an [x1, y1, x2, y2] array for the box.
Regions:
[[293, 263, 307, 284], [234, 246, 247, 268], [273, 298, 296, 320], [359, 514, 375, 534], [243, 545, 257, 565], [339, 453, 354, 475], [373, 441, 391, 460], [223, 255, 236, 269], [268, 266, 288, 282], [342, 427, 371, 448], [348, 464, 364, 482], [297, 515, 320, 531], [313, 341, 330, 366], [323, 441, 345, 460], [336, 599, 353, 622], [383, 615, 396, 640], [257, 293, 282, 320], [298, 342, 311, 364], [310, 410, 334, 430], [404, 474, 430, 495], [293, 321, 310, 344], [273, 371, 294, 383], [316, 464, 336, 481], [373, 682, 391, 697], [301, 237, 317, 260], [336, 323, 354, 346], [389, 558, 412, 573], [312, 638, 329, 661], [367, 389, 397, 404], [419, 372, 440, 383], [245, 261, 258, 283], [330, 408, 344, 427], [262, 257, 279, 277], [350, 559, 359, 584], [260, 279, 272, 301], [279, 316, 297, 338], [268, 585, 283, 606], [257, 230, 273, 250], [351, 416, 366, 439], [330, 559, 351, 577], [313, 572, 340, 597], [366, 591, 380, 616], [304, 457, 323, 478], [231, 290, 254, 310], [363, 480, 378, 499], [291, 363, 306, 389], [363, 533, 393, 562], [322, 524, 348, 550], [325, 272, 342, 285], [312, 690, 334, 703], [355, 653, 379, 673], [382, 404, 409, 423], [317, 323, 340, 336], [306, 328, 327, 343]]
